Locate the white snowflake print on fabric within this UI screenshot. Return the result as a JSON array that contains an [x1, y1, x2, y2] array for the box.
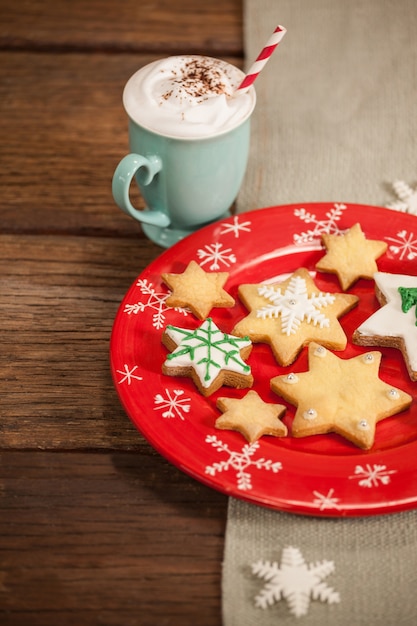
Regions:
[[349, 464, 397, 488], [293, 203, 347, 244], [219, 215, 252, 238], [256, 275, 335, 335], [385, 230, 417, 261], [252, 546, 340, 618], [196, 242, 237, 270], [312, 488, 341, 512], [387, 180, 417, 215], [116, 364, 143, 385], [123, 279, 189, 329], [205, 435, 282, 491], [153, 388, 191, 420]]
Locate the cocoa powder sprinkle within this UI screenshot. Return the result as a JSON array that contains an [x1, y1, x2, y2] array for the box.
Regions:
[[160, 58, 231, 103]]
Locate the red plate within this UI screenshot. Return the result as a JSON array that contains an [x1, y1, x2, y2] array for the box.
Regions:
[[110, 203, 417, 516]]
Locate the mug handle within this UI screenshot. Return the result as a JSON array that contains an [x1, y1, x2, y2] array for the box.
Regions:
[[112, 153, 170, 228]]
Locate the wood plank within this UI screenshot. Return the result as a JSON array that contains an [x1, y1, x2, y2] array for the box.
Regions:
[[0, 51, 158, 238], [0, 450, 227, 625], [0, 0, 242, 55], [0, 50, 243, 237], [0, 233, 160, 450]]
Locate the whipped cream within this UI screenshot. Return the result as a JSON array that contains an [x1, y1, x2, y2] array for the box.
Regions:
[[123, 56, 256, 139]]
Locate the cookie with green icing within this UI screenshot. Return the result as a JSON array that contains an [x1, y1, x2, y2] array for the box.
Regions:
[[352, 271, 417, 381], [162, 318, 253, 396]]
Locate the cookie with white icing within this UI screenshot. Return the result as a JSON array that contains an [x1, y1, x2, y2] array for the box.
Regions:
[[271, 342, 412, 449], [352, 271, 417, 381], [232, 268, 358, 367], [162, 317, 253, 396]]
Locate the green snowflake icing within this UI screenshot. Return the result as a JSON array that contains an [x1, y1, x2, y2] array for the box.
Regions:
[[398, 286, 417, 325], [166, 318, 251, 385]]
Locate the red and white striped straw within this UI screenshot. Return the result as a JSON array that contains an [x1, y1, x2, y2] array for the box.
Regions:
[[236, 25, 287, 94]]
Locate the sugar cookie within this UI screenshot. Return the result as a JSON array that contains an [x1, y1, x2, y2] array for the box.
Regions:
[[162, 317, 253, 396], [271, 342, 412, 449], [315, 223, 387, 290], [216, 390, 287, 443], [162, 260, 235, 320], [232, 268, 358, 367], [352, 271, 417, 381]]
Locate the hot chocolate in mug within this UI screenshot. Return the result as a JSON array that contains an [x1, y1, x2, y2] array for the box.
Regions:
[[112, 55, 256, 247]]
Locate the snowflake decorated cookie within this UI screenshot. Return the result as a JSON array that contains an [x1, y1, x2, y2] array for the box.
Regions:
[[232, 268, 358, 367], [162, 317, 253, 396], [315, 223, 387, 290], [271, 342, 412, 449], [352, 271, 417, 381], [215, 390, 287, 443], [161, 260, 235, 320]]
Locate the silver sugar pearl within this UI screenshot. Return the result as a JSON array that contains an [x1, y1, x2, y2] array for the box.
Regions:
[[363, 353, 374, 364], [285, 373, 299, 384], [358, 419, 369, 430], [388, 388, 400, 400]]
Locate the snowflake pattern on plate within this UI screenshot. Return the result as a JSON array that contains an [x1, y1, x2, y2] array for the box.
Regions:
[[116, 364, 143, 385], [385, 230, 417, 260], [349, 464, 397, 488], [293, 203, 347, 245], [251, 546, 340, 617], [312, 488, 341, 511], [219, 214, 252, 238], [196, 242, 237, 271], [153, 388, 191, 420], [205, 435, 282, 491], [123, 278, 189, 329]]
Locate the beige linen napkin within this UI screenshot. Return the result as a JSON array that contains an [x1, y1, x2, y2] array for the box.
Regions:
[[223, 1, 417, 624], [237, 0, 416, 213]]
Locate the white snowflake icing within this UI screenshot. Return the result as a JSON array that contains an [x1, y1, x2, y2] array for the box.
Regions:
[[256, 276, 335, 335], [387, 180, 417, 215], [349, 464, 397, 488], [116, 364, 143, 385], [219, 215, 252, 238], [204, 435, 282, 491], [385, 229, 417, 260], [196, 242, 237, 270], [312, 488, 341, 511], [123, 279, 188, 329], [153, 388, 191, 420], [252, 546, 340, 618], [293, 203, 347, 244]]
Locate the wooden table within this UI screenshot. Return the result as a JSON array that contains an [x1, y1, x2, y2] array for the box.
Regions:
[[0, 2, 243, 623]]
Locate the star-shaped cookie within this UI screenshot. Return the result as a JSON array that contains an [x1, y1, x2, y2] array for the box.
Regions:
[[352, 271, 417, 381], [215, 390, 287, 443], [161, 260, 235, 319], [315, 223, 387, 290], [271, 342, 412, 449], [162, 317, 253, 396], [232, 268, 358, 367]]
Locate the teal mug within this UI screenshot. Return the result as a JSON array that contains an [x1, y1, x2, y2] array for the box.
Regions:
[[112, 56, 256, 247]]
